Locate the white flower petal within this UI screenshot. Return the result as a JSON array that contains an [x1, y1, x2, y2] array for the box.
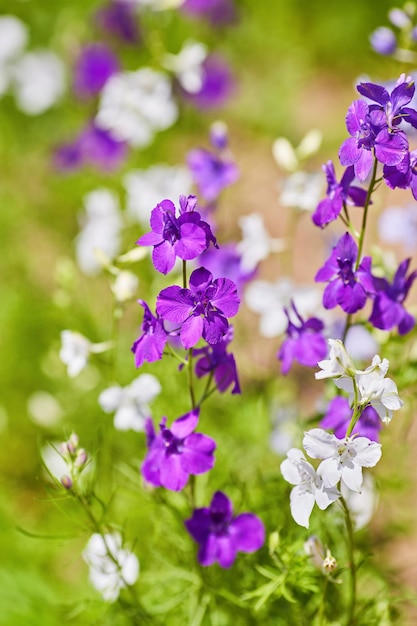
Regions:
[[303, 428, 337, 459], [290, 487, 315, 528]]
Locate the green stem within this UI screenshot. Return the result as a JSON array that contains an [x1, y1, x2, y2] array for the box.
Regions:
[[188, 348, 196, 409], [318, 575, 329, 626], [340, 497, 357, 626], [345, 378, 360, 438], [355, 157, 378, 271]]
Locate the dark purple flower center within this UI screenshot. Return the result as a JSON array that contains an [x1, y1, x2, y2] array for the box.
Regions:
[[162, 211, 181, 244], [337, 257, 356, 285], [192, 286, 217, 315], [210, 511, 230, 536], [161, 427, 183, 455]]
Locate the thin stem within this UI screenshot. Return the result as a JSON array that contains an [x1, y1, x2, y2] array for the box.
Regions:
[[355, 157, 378, 271], [182, 259, 187, 289], [188, 348, 196, 409], [345, 378, 360, 438], [197, 371, 214, 407], [340, 497, 357, 625]]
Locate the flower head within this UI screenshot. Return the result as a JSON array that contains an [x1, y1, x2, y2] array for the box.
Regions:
[[99, 374, 161, 431], [185, 491, 265, 568], [73, 43, 119, 98], [141, 409, 216, 491], [156, 266, 240, 348], [278, 302, 327, 374], [193, 326, 240, 393], [95, 1, 141, 44], [131, 300, 168, 367], [187, 145, 238, 203]]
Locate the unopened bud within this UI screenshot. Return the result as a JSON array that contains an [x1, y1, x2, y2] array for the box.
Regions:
[[268, 531, 280, 555], [322, 551, 337, 575], [74, 448, 88, 468], [61, 475, 73, 490], [210, 120, 228, 150]]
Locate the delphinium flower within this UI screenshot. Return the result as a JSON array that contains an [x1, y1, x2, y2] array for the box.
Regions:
[[315, 232, 374, 314], [137, 195, 216, 274], [95, 1, 141, 44], [198, 243, 255, 294], [181, 53, 234, 109], [187, 123, 239, 203], [75, 188, 122, 275], [124, 164, 192, 225], [384, 147, 417, 200], [83, 532, 139, 602], [60, 330, 113, 377], [99, 373, 161, 431], [184, 491, 265, 567], [156, 266, 240, 348], [237, 213, 284, 272], [280, 171, 323, 213], [111, 270, 139, 303], [370, 26, 397, 55], [131, 300, 168, 367], [369, 258, 417, 334], [273, 129, 323, 173], [320, 396, 382, 441], [280, 449, 340, 528], [163, 40, 208, 94], [73, 43, 120, 98], [277, 301, 327, 375], [0, 15, 27, 96], [12, 50, 66, 115], [304, 536, 338, 575], [315, 338, 356, 383], [192, 326, 240, 393], [370, 6, 416, 59], [181, 0, 237, 25], [142, 409, 216, 491], [312, 161, 367, 228], [96, 68, 178, 148]]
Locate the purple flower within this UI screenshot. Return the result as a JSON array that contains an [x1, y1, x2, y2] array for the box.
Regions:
[[356, 75, 417, 130], [320, 396, 382, 442], [187, 147, 239, 203], [181, 0, 237, 25], [193, 326, 240, 393], [131, 300, 168, 367], [156, 267, 240, 349], [95, 1, 141, 44], [277, 302, 327, 375], [339, 99, 408, 181], [185, 491, 265, 568], [370, 27, 397, 56], [369, 258, 417, 334], [141, 409, 216, 491], [54, 122, 127, 172], [73, 43, 120, 98], [137, 196, 216, 275], [198, 243, 256, 294], [384, 148, 417, 199], [315, 233, 374, 314], [182, 54, 234, 109], [312, 161, 368, 228]]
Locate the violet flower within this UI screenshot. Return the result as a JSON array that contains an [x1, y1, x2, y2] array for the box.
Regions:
[[198, 243, 255, 294], [384, 148, 417, 200], [181, 0, 237, 25], [95, 1, 141, 44], [137, 196, 216, 274], [369, 258, 417, 334], [315, 233, 374, 314], [182, 54, 234, 109], [73, 43, 120, 98], [141, 409, 216, 491], [312, 161, 367, 229], [156, 267, 240, 349], [320, 396, 382, 442], [278, 302, 327, 375], [193, 326, 240, 393], [131, 300, 168, 367], [187, 146, 239, 203], [185, 491, 265, 568], [356, 74, 417, 130], [370, 27, 397, 56]]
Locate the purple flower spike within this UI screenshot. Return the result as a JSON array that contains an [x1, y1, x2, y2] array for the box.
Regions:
[[73, 43, 120, 98], [315, 233, 374, 314], [131, 300, 168, 367], [156, 267, 240, 349], [320, 396, 382, 442], [185, 491, 265, 568], [141, 409, 216, 491], [95, 1, 141, 44], [369, 258, 417, 334], [312, 161, 367, 229], [193, 326, 240, 393], [137, 197, 216, 274], [278, 302, 327, 375], [370, 27, 397, 56]]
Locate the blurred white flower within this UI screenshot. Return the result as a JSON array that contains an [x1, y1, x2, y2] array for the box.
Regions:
[[378, 204, 417, 252], [41, 442, 70, 482], [99, 374, 161, 431], [237, 213, 284, 272], [124, 164, 192, 224], [83, 532, 139, 602], [27, 391, 63, 427], [75, 188, 122, 276], [280, 171, 323, 212], [345, 324, 379, 363], [245, 278, 322, 337], [341, 472, 378, 530], [0, 15, 28, 64], [12, 50, 65, 114], [269, 406, 298, 455], [96, 68, 178, 147], [164, 41, 208, 93], [60, 331, 92, 377], [132, 0, 184, 8], [272, 129, 322, 172], [111, 270, 139, 302]]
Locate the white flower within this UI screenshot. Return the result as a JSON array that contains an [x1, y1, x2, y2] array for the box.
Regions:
[[96, 68, 178, 148], [272, 130, 322, 172], [0, 16, 28, 64], [341, 472, 378, 530], [378, 204, 417, 252], [303, 428, 382, 492], [83, 533, 139, 602], [354, 355, 403, 423], [280, 171, 323, 212], [245, 278, 322, 337], [124, 164, 192, 224], [315, 338, 356, 382], [75, 188, 122, 276], [99, 374, 161, 431], [237, 213, 284, 272], [164, 41, 207, 93], [281, 448, 340, 528], [12, 50, 65, 115], [111, 270, 139, 302], [60, 331, 92, 377], [27, 391, 63, 427]]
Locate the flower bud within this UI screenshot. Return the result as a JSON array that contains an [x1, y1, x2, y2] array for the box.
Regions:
[[61, 474, 73, 490], [322, 552, 337, 575], [74, 448, 88, 468]]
